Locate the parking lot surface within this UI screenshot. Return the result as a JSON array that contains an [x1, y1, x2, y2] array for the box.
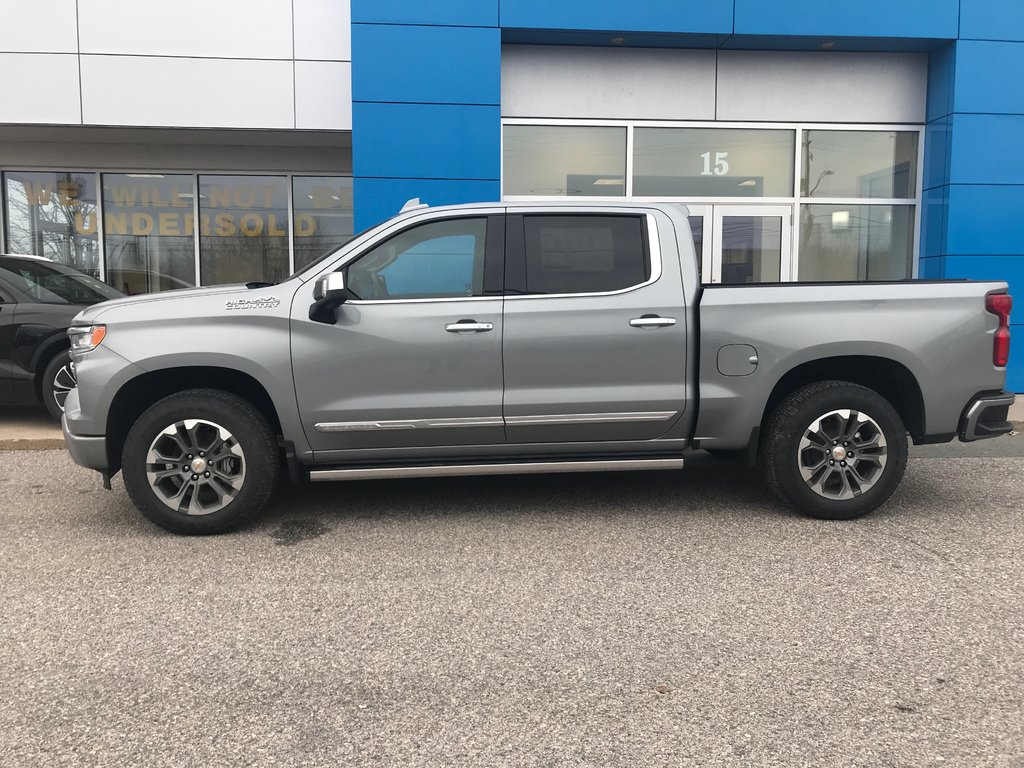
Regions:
[[1, 444, 1023, 767]]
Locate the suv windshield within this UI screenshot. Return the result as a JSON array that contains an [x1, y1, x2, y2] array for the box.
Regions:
[[0, 257, 123, 305]]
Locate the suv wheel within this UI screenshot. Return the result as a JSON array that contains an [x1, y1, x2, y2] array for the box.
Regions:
[[121, 389, 279, 534], [42, 350, 76, 421], [763, 380, 908, 520]]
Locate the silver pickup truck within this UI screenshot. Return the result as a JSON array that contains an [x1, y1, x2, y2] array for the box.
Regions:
[[62, 201, 1015, 534]]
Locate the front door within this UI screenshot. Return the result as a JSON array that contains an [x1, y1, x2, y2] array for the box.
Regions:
[[501, 210, 689, 445], [707, 205, 792, 284], [291, 213, 507, 457]]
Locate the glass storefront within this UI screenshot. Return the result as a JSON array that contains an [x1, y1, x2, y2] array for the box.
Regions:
[[503, 125, 627, 197], [503, 122, 921, 284], [1, 170, 354, 294], [103, 173, 197, 294], [3, 171, 100, 279], [633, 127, 794, 198]]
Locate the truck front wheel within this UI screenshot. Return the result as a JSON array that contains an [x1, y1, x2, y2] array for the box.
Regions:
[[762, 381, 908, 520], [121, 389, 279, 534]]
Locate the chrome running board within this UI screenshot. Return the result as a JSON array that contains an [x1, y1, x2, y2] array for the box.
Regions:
[[308, 457, 685, 482]]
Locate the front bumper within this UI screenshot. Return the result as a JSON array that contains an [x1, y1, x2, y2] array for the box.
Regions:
[[62, 387, 110, 472], [959, 391, 1016, 442]]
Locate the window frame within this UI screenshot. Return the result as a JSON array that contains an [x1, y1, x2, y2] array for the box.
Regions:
[[504, 211, 661, 300], [340, 214, 505, 305]]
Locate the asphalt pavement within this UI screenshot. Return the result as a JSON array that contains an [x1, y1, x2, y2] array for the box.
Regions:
[[1, 441, 1023, 767]]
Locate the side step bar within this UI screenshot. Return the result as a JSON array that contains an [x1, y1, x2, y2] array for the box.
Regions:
[[308, 457, 685, 483]]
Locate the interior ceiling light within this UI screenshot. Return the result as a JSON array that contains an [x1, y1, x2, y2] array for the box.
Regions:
[[126, 173, 165, 179], [738, 179, 758, 187], [592, 178, 624, 186]]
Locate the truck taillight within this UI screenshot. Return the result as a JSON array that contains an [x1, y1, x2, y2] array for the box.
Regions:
[[986, 293, 1012, 367]]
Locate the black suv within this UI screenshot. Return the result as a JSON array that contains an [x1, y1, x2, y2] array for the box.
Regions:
[[0, 255, 123, 420]]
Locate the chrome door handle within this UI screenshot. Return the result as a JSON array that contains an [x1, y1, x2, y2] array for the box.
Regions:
[[445, 321, 494, 333], [629, 316, 677, 328]]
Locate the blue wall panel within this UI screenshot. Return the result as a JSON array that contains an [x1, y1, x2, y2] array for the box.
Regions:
[[923, 117, 952, 191], [948, 114, 1024, 185], [945, 185, 1024, 257], [1005, 329, 1023, 390], [353, 178, 501, 231], [953, 41, 1024, 114], [926, 44, 956, 122], [353, 103, 500, 180], [499, 0, 733, 34], [920, 187, 948, 259], [734, 0, 958, 39], [917, 257, 943, 279], [960, 0, 1024, 42], [352, 25, 500, 105], [351, 0, 498, 28]]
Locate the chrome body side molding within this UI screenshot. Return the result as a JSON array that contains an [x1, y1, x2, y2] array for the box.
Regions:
[[309, 457, 686, 482], [504, 411, 677, 427], [315, 417, 504, 433], [314, 411, 679, 432]]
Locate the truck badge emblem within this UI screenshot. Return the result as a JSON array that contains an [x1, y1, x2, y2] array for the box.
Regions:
[[225, 296, 281, 310]]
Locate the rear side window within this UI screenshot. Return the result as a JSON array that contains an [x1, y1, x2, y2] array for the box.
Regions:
[[522, 215, 649, 295]]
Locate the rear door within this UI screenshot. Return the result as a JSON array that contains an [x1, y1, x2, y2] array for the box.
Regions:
[[501, 209, 689, 444]]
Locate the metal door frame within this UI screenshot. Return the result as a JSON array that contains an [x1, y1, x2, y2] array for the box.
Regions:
[[708, 204, 793, 284]]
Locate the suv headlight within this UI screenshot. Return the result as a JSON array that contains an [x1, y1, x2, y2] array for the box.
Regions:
[[68, 325, 107, 353]]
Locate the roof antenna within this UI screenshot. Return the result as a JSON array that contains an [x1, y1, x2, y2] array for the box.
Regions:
[[400, 197, 429, 213]]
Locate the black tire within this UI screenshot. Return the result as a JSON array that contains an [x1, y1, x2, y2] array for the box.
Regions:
[[121, 389, 279, 535], [762, 380, 908, 520], [42, 349, 76, 421]]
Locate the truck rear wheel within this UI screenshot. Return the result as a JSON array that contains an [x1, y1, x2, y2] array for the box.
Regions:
[[121, 389, 279, 535], [763, 381, 908, 520]]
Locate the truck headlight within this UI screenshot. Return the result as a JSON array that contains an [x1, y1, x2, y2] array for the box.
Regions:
[[69, 325, 107, 353]]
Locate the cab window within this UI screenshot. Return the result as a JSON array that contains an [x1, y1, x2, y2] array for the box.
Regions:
[[345, 218, 487, 300], [522, 214, 649, 295]]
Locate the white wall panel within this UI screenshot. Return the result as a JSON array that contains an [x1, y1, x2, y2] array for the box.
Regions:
[[502, 45, 716, 120], [81, 56, 294, 129], [296, 61, 352, 130], [78, 0, 293, 59], [0, 54, 81, 124], [295, 0, 351, 61], [716, 51, 928, 123], [0, 0, 78, 53]]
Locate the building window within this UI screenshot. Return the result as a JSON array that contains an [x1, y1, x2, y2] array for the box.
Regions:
[[292, 176, 355, 270], [502, 121, 922, 284], [798, 205, 915, 281], [633, 128, 795, 198], [102, 173, 197, 294], [503, 125, 627, 197], [198, 175, 290, 286], [801, 130, 919, 198], [2, 171, 100, 278]]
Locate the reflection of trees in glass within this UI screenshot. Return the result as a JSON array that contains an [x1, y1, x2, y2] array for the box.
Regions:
[[4, 172, 100, 278]]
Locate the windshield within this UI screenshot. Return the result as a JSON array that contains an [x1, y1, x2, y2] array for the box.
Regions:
[[0, 257, 123, 305]]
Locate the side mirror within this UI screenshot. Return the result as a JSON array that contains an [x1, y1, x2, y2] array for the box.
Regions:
[[309, 271, 350, 324], [313, 271, 349, 303]]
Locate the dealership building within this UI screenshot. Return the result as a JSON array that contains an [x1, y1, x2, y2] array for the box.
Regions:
[[0, 0, 1021, 387]]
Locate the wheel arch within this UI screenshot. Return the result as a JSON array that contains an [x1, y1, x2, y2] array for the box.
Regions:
[[104, 367, 284, 473], [759, 355, 926, 443], [31, 333, 71, 400]]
